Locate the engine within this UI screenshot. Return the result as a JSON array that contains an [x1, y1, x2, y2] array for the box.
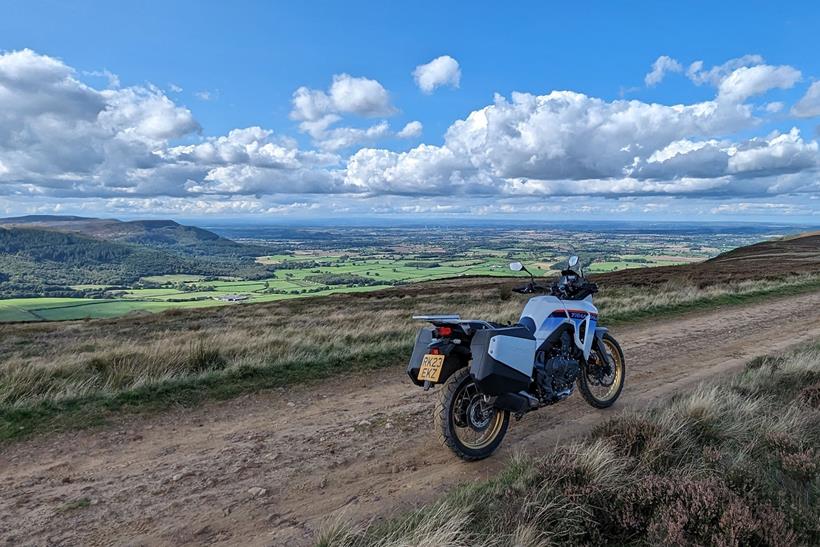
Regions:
[[535, 331, 580, 404]]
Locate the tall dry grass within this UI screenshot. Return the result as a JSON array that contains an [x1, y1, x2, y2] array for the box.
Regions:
[[1, 273, 818, 418], [597, 273, 820, 320], [324, 347, 820, 546]]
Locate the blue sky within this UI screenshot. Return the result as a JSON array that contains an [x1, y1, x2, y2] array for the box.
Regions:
[[1, 1, 820, 222]]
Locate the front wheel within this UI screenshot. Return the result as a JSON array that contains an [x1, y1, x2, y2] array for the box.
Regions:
[[435, 367, 510, 461], [578, 333, 625, 408]]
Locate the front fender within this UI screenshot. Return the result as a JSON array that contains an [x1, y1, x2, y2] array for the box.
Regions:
[[592, 327, 610, 363]]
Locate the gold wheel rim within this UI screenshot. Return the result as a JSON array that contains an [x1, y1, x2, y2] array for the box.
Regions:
[[458, 411, 504, 450], [452, 381, 505, 450], [589, 339, 623, 402]]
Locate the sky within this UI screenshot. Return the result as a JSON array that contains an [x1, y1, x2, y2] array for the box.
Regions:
[[1, 0, 820, 222]]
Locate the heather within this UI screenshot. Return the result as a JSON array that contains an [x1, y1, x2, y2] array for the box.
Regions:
[[320, 347, 820, 546]]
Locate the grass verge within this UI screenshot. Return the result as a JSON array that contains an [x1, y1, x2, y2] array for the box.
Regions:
[[319, 346, 820, 547]]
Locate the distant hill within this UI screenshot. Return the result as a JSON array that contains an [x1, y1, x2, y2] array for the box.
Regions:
[[591, 231, 820, 287], [0, 217, 276, 298], [0, 215, 269, 258]]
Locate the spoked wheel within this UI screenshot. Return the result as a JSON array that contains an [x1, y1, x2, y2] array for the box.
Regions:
[[578, 333, 625, 408], [435, 367, 509, 461]]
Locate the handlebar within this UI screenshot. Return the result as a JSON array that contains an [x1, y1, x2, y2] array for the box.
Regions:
[[512, 282, 547, 294], [513, 280, 598, 298]]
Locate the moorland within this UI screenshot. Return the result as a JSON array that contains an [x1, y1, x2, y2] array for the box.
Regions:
[[1, 228, 819, 546]]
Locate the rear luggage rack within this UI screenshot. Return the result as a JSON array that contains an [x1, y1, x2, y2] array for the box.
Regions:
[[412, 314, 461, 321]]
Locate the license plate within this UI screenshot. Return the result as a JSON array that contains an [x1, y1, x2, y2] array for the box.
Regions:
[[417, 354, 445, 382]]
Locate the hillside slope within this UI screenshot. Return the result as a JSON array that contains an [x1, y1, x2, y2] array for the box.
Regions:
[[591, 231, 820, 287], [0, 215, 269, 257], [0, 226, 274, 297]]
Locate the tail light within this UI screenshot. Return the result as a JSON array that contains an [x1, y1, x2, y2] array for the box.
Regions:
[[430, 348, 441, 355], [435, 326, 453, 337]]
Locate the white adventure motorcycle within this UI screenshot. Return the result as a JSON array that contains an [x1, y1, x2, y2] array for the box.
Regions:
[[407, 256, 625, 460]]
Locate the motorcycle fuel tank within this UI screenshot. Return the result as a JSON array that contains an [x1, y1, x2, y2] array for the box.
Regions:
[[520, 296, 599, 357]]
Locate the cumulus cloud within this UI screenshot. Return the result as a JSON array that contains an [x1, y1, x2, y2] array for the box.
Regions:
[[396, 120, 423, 138], [1, 49, 820, 217], [728, 128, 818, 176], [645, 55, 683, 86], [680, 55, 803, 105], [0, 49, 200, 195], [413, 55, 461, 94], [792, 81, 820, 118], [686, 54, 766, 86], [0, 49, 347, 199], [291, 73, 395, 125], [289, 73, 397, 149], [346, 87, 820, 199], [717, 64, 801, 102], [312, 121, 392, 152]]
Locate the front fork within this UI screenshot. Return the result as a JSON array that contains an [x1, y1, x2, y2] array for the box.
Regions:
[[587, 330, 615, 383]]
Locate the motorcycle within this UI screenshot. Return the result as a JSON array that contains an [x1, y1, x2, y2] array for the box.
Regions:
[[406, 256, 625, 460]]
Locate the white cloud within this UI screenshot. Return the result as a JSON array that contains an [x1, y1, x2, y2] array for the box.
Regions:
[[346, 88, 820, 198], [717, 64, 801, 102], [291, 73, 394, 124], [710, 201, 806, 215], [0, 49, 200, 195], [1, 49, 820, 218], [0, 49, 344, 199], [195, 90, 215, 101], [168, 83, 183, 93], [100, 85, 200, 140], [686, 54, 765, 86], [396, 120, 423, 138], [727, 128, 818, 176], [792, 81, 820, 118], [681, 55, 802, 103], [327, 74, 394, 116], [413, 55, 461, 94], [314, 121, 392, 152], [289, 73, 396, 149], [644, 55, 683, 87]]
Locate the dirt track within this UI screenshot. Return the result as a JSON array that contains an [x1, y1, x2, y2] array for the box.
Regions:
[[3, 291, 820, 546]]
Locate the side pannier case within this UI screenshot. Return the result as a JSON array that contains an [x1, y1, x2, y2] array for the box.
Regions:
[[470, 326, 535, 395], [406, 327, 434, 386]]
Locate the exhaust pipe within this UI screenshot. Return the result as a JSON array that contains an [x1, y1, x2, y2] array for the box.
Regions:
[[493, 392, 538, 413]]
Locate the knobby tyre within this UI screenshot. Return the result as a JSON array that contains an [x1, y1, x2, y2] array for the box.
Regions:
[[577, 332, 625, 409], [435, 367, 510, 461]]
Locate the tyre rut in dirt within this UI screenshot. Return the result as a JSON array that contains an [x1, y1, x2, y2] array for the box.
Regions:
[[434, 367, 510, 461], [578, 333, 625, 409]]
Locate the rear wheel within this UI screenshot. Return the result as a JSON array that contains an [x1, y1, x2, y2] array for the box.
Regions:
[[435, 367, 509, 461], [578, 333, 625, 408]]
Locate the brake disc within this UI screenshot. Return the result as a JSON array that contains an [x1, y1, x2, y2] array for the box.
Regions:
[[466, 399, 492, 432]]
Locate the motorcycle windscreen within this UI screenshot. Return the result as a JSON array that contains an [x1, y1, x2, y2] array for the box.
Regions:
[[470, 327, 534, 395]]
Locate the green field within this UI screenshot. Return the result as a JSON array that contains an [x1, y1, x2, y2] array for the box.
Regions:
[[0, 255, 521, 321], [0, 249, 697, 322]]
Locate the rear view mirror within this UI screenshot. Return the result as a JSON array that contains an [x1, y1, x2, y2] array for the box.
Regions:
[[568, 256, 579, 268], [509, 261, 524, 272]]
